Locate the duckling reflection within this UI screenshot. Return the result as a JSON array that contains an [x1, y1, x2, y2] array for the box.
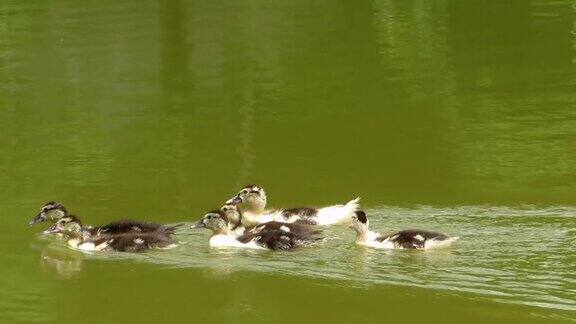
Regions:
[[347, 237, 389, 273], [40, 246, 83, 278], [46, 216, 178, 252], [192, 210, 322, 250], [225, 184, 360, 227], [349, 211, 459, 249]]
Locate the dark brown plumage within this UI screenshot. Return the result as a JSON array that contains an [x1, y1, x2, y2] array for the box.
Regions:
[[246, 221, 320, 235], [90, 220, 180, 252], [48, 215, 178, 253], [281, 207, 318, 224], [93, 232, 176, 253], [355, 210, 368, 223], [238, 221, 322, 250], [376, 230, 448, 249], [43, 201, 67, 213], [91, 221, 181, 236]]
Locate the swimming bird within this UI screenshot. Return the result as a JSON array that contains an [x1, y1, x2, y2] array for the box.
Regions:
[[29, 201, 68, 225], [349, 211, 459, 249], [225, 185, 360, 226], [220, 203, 244, 232], [192, 210, 322, 250], [29, 201, 179, 236], [44, 215, 177, 252]]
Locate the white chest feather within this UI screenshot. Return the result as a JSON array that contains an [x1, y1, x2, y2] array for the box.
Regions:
[[67, 239, 110, 251], [358, 231, 395, 249], [209, 234, 264, 249]]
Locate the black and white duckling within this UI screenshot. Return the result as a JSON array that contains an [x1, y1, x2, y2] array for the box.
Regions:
[[45, 216, 177, 252], [225, 184, 360, 226], [349, 211, 459, 249], [192, 210, 322, 250], [29, 201, 179, 236]]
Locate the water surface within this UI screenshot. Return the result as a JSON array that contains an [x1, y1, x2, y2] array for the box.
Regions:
[[0, 0, 575, 322]]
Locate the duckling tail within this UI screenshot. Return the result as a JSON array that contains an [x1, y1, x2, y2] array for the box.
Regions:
[[164, 223, 185, 234], [315, 197, 361, 225], [425, 236, 459, 249]]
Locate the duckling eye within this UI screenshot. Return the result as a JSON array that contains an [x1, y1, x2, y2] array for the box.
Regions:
[[242, 190, 248, 194]]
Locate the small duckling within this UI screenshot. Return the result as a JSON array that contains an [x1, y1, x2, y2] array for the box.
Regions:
[[225, 185, 360, 226], [349, 211, 459, 249], [29, 201, 179, 236], [220, 203, 244, 232], [45, 216, 177, 252], [192, 210, 322, 250], [29, 201, 67, 225]]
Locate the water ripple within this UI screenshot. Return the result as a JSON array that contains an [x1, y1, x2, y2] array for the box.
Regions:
[[44, 205, 576, 313]]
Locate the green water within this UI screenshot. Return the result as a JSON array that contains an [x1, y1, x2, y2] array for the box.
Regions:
[[1, 0, 575, 322]]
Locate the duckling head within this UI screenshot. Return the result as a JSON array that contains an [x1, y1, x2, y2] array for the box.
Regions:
[[43, 215, 83, 237], [349, 210, 369, 235], [225, 185, 267, 213], [30, 202, 68, 226], [192, 210, 230, 234], [220, 204, 242, 228]]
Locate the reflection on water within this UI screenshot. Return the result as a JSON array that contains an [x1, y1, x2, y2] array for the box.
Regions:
[[40, 246, 84, 279], [236, 66, 256, 186]]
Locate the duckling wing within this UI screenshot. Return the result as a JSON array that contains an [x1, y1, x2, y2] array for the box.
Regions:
[[282, 207, 317, 217], [96, 221, 179, 235], [106, 232, 176, 252], [282, 208, 318, 224], [378, 230, 449, 249], [248, 221, 321, 237], [237, 230, 295, 250], [238, 222, 322, 250]]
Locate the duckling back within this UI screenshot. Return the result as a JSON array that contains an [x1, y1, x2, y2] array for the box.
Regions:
[[93, 221, 181, 236], [238, 221, 322, 250], [105, 232, 176, 252]]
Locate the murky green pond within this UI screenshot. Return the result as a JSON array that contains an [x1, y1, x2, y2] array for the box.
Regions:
[[1, 0, 575, 323]]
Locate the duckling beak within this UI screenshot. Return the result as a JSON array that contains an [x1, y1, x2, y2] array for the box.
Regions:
[[347, 223, 355, 229], [42, 224, 61, 235], [29, 213, 46, 226], [191, 220, 206, 229], [225, 195, 242, 206]]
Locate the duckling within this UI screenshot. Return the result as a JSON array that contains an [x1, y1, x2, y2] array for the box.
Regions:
[[29, 201, 179, 236], [45, 216, 177, 252], [349, 211, 459, 249], [192, 210, 322, 250], [225, 185, 360, 226], [29, 201, 67, 225], [220, 203, 244, 232]]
